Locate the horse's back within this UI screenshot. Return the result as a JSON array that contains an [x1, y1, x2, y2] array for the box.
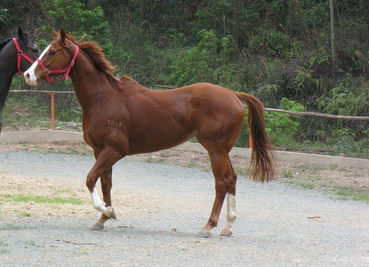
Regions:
[[179, 82, 244, 109], [123, 80, 243, 112]]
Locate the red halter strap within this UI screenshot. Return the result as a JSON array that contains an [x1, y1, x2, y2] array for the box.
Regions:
[[12, 38, 35, 74], [37, 45, 79, 83]]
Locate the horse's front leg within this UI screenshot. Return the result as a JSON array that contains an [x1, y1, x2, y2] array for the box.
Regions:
[[91, 168, 116, 230], [85, 148, 123, 230]]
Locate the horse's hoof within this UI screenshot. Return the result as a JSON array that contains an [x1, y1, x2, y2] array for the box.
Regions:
[[104, 206, 117, 220], [91, 223, 104, 231], [197, 229, 212, 238], [220, 228, 233, 237]]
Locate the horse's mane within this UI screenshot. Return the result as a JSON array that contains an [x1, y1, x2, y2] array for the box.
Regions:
[[119, 75, 138, 83], [63, 34, 122, 90], [78, 41, 118, 76], [0, 32, 30, 52], [0, 37, 13, 51]]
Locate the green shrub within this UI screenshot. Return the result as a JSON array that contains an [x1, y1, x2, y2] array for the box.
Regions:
[[318, 81, 369, 116], [164, 30, 234, 86], [265, 98, 305, 147], [249, 29, 292, 57]]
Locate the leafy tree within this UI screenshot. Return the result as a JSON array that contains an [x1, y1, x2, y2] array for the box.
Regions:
[[43, 0, 111, 51], [164, 29, 234, 86]]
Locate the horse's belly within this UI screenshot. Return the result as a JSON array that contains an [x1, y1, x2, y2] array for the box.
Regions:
[[127, 129, 197, 155]]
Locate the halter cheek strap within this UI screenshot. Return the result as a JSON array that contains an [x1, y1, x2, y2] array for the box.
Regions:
[[37, 45, 79, 83], [12, 38, 35, 74]]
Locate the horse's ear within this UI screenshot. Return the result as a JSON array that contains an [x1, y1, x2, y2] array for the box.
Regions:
[[60, 28, 66, 43], [17, 27, 25, 40], [52, 28, 59, 38]]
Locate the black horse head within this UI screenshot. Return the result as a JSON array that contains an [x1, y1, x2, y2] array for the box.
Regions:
[[0, 27, 40, 133], [0, 27, 40, 73]]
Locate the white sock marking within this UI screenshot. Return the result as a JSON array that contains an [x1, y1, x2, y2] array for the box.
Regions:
[[225, 193, 236, 229], [90, 187, 107, 213]]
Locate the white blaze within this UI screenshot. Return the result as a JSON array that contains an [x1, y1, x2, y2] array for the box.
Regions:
[[24, 44, 51, 86]]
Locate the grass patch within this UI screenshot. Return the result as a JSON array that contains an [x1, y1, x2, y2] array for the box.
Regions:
[[0, 225, 25, 231], [187, 160, 197, 168], [335, 190, 369, 202], [0, 249, 9, 254], [305, 176, 322, 182], [26, 240, 37, 247], [20, 212, 32, 217], [145, 157, 167, 164], [234, 167, 248, 175], [0, 194, 83, 205], [281, 168, 294, 178], [55, 189, 71, 194], [328, 164, 338, 171], [11, 209, 32, 217], [0, 240, 9, 254], [293, 182, 316, 189]]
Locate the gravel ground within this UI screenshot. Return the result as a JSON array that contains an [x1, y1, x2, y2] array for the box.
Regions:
[[1, 151, 369, 266]]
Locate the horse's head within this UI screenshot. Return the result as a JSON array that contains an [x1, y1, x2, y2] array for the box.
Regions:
[[13, 27, 40, 73], [24, 28, 79, 86]]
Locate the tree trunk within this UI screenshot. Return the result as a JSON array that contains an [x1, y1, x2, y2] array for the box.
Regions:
[[139, 0, 149, 24], [232, 0, 240, 47], [329, 0, 337, 66]]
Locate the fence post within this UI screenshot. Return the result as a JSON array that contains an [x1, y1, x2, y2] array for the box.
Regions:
[[50, 93, 55, 130]]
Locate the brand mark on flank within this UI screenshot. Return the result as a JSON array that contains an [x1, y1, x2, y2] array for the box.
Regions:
[[107, 120, 122, 127]]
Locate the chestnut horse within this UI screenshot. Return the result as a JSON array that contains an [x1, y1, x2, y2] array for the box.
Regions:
[[24, 29, 276, 237], [0, 27, 40, 133]]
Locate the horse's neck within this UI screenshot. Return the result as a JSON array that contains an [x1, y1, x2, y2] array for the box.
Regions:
[[0, 47, 17, 107], [0, 44, 17, 76], [69, 56, 116, 111], [0, 73, 13, 108]]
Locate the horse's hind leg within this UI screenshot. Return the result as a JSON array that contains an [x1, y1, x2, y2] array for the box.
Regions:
[[198, 148, 237, 238], [220, 170, 237, 237]]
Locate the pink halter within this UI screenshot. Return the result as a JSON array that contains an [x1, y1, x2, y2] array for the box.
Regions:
[[12, 38, 35, 74], [37, 45, 79, 83]]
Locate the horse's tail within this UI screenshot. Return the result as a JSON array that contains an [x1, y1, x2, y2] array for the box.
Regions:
[[235, 92, 276, 183]]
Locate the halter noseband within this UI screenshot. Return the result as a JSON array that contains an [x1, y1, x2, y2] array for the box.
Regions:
[[37, 45, 79, 83], [12, 38, 35, 74]]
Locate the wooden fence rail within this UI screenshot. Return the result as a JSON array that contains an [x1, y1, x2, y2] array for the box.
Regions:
[[264, 108, 369, 121], [10, 90, 75, 94]]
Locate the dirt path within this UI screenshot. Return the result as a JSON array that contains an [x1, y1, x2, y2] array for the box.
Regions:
[[1, 151, 369, 266]]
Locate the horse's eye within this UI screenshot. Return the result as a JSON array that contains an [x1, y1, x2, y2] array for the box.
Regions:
[[49, 51, 56, 56]]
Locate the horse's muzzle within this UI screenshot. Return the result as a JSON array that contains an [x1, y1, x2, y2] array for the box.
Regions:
[[24, 71, 38, 86]]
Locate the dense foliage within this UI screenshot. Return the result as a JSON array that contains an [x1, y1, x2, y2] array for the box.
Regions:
[[1, 0, 368, 157]]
